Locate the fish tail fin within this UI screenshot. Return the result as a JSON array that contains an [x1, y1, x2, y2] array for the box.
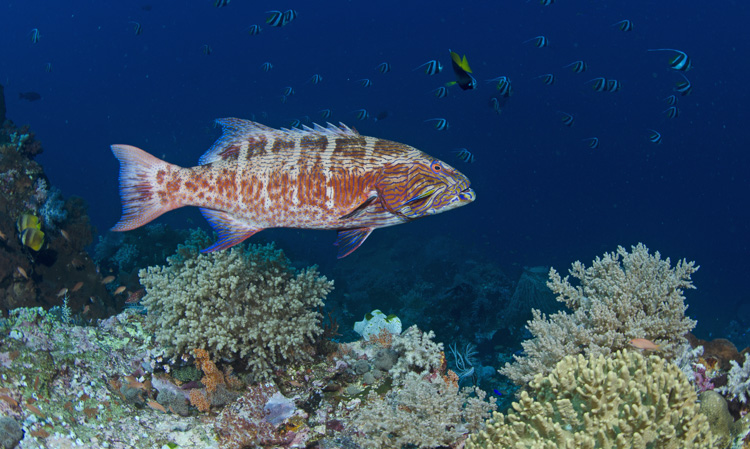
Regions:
[[110, 144, 183, 232]]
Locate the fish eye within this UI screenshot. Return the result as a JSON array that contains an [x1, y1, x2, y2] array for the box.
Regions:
[[431, 162, 442, 172]]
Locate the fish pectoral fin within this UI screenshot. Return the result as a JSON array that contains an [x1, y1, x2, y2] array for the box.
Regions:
[[334, 228, 373, 259], [199, 208, 262, 252], [338, 195, 378, 220]]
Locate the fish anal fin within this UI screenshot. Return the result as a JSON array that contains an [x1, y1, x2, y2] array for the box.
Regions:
[[338, 195, 377, 220], [199, 208, 261, 252], [334, 228, 373, 258]]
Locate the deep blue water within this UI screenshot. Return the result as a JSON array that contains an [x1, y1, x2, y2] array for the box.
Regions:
[[2, 0, 748, 337]]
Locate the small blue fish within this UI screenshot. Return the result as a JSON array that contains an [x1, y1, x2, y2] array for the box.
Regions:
[[648, 48, 692, 71], [583, 137, 599, 149], [425, 118, 449, 131], [647, 129, 662, 144], [308, 74, 323, 84], [318, 109, 332, 119], [261, 62, 273, 72], [44, 62, 52, 73], [674, 74, 692, 96], [540, 0, 554, 5], [29, 28, 41, 44], [415, 59, 443, 75], [282, 9, 298, 25], [376, 62, 391, 73], [664, 95, 678, 106], [432, 86, 448, 98], [564, 60, 587, 73], [524, 35, 548, 48], [247, 24, 262, 36], [663, 106, 679, 118], [358, 79, 373, 88], [266, 10, 284, 26], [558, 111, 574, 127], [612, 19, 633, 32], [453, 148, 475, 163], [201, 44, 212, 55], [493, 389, 503, 397], [215, 0, 230, 7], [535, 73, 555, 85], [489, 97, 502, 114], [587, 77, 607, 92], [606, 79, 622, 92], [353, 109, 369, 120], [487, 76, 513, 97], [130, 21, 143, 35], [282, 86, 294, 96]]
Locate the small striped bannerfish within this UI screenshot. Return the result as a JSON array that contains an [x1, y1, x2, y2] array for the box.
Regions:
[[583, 137, 599, 149], [648, 48, 692, 71], [453, 148, 475, 163], [376, 62, 391, 73], [564, 60, 587, 73], [612, 19, 633, 32], [110, 119, 475, 258], [414, 60, 443, 75], [524, 35, 548, 48], [647, 129, 662, 144], [424, 118, 449, 131]]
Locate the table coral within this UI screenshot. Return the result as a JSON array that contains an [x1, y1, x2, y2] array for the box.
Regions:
[[468, 350, 716, 449]]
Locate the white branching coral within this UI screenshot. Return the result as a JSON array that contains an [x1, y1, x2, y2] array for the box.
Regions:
[[718, 353, 750, 403], [389, 325, 445, 379], [140, 233, 333, 381], [501, 243, 698, 385]]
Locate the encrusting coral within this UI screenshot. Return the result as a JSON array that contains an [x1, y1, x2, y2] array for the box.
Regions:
[[501, 243, 698, 385], [467, 350, 716, 449], [139, 231, 334, 381]]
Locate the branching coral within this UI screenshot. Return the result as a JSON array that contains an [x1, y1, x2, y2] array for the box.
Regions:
[[501, 243, 698, 385], [468, 350, 716, 449], [353, 372, 496, 448], [140, 233, 334, 381]]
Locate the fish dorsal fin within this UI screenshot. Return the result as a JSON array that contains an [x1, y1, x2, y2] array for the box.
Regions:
[[200, 118, 277, 165], [282, 122, 360, 138]]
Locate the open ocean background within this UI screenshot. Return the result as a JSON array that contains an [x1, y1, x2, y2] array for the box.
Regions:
[[1, 0, 748, 338]]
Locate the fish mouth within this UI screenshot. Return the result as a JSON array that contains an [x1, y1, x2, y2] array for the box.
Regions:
[[458, 187, 476, 202]]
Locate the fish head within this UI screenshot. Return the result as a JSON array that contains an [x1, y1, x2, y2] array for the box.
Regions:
[[378, 150, 475, 220]]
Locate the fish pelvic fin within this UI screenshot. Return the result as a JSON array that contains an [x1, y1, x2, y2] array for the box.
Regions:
[[334, 227, 373, 258], [199, 208, 262, 252], [111, 144, 183, 232]]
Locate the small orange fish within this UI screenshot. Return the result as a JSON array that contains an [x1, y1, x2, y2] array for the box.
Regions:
[[0, 394, 18, 407], [629, 338, 661, 351], [147, 399, 167, 413], [25, 402, 45, 418], [0, 229, 6, 240], [60, 229, 70, 241], [17, 266, 28, 280], [71, 281, 84, 292], [113, 286, 127, 295], [56, 287, 69, 297], [101, 275, 116, 284]]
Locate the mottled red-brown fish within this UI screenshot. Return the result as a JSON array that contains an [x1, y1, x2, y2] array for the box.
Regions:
[[111, 119, 476, 258]]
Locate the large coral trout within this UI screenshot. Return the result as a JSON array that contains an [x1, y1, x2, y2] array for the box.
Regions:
[[111, 118, 475, 258]]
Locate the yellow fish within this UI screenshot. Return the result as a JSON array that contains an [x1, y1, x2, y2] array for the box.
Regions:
[[21, 228, 45, 251], [17, 214, 41, 232]]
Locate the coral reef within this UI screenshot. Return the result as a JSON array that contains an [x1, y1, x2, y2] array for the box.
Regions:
[[139, 231, 334, 381], [0, 83, 5, 124], [0, 120, 114, 319], [719, 353, 750, 404], [468, 350, 716, 448], [352, 372, 495, 448], [502, 243, 699, 384]]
